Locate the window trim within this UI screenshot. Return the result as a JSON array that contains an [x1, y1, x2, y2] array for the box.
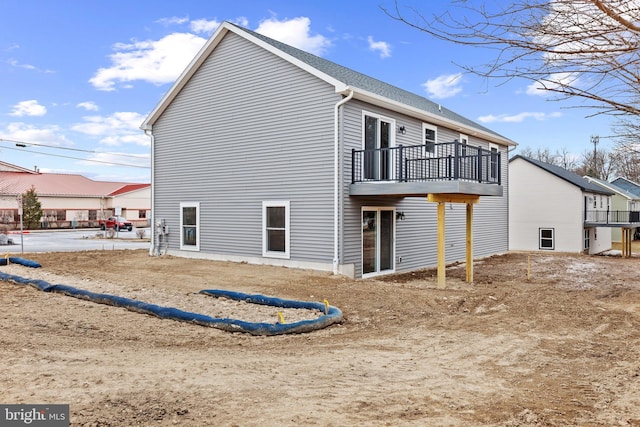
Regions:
[[423, 123, 438, 157], [180, 202, 200, 251], [262, 200, 290, 259], [539, 227, 555, 250], [489, 143, 499, 180], [361, 206, 396, 278], [362, 111, 396, 181]]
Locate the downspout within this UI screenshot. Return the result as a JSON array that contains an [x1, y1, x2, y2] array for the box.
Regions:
[[144, 128, 155, 256], [333, 89, 354, 275]]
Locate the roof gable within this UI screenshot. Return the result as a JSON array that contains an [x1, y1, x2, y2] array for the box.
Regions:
[[611, 177, 640, 197], [584, 176, 640, 200], [510, 155, 614, 195], [0, 171, 149, 197], [142, 21, 516, 147], [0, 161, 38, 173]]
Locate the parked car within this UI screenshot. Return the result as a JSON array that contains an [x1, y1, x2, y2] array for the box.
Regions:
[[99, 216, 133, 232]]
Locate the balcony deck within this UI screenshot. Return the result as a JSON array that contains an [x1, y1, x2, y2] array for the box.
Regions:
[[584, 210, 640, 228], [350, 141, 502, 197]]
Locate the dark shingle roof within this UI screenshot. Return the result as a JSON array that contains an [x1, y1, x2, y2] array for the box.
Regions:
[[584, 176, 640, 199], [611, 177, 640, 197], [510, 155, 614, 195], [230, 23, 511, 142]]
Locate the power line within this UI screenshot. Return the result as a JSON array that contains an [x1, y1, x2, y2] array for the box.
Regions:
[[0, 143, 149, 169], [0, 138, 149, 169]]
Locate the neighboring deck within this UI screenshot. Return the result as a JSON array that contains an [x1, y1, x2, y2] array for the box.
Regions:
[[349, 141, 502, 197], [584, 210, 640, 228]]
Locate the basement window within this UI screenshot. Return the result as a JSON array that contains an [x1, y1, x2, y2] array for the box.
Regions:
[[539, 228, 555, 250]]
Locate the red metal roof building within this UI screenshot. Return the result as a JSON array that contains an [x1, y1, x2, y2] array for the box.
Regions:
[[0, 161, 150, 229]]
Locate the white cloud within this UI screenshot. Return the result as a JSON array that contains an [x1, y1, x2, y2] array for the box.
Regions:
[[367, 36, 391, 58], [89, 32, 207, 91], [71, 111, 149, 146], [235, 17, 249, 27], [9, 100, 47, 117], [477, 111, 563, 123], [3, 122, 72, 146], [190, 18, 220, 35], [155, 16, 189, 26], [422, 73, 463, 99], [526, 72, 581, 96], [76, 101, 99, 111], [255, 17, 331, 56]]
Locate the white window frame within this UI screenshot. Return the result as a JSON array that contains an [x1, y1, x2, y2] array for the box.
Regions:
[[180, 202, 200, 251], [539, 228, 555, 250], [362, 111, 396, 180], [361, 206, 396, 278], [262, 200, 290, 259], [584, 229, 590, 250], [423, 123, 438, 157], [489, 143, 499, 180]]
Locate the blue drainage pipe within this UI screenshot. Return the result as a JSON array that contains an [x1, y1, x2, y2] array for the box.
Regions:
[[0, 266, 342, 336]]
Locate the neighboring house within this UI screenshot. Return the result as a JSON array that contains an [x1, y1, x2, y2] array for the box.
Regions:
[[509, 155, 619, 254], [611, 177, 640, 198], [141, 21, 517, 279], [0, 161, 150, 229], [583, 176, 640, 242]]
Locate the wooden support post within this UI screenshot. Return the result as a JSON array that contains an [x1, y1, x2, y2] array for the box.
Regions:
[[427, 194, 480, 288], [466, 202, 473, 283], [622, 228, 631, 258], [437, 200, 446, 288]]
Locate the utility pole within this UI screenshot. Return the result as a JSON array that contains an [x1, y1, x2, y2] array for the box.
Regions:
[[591, 134, 599, 178]]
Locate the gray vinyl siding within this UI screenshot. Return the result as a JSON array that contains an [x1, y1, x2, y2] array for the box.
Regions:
[[153, 32, 340, 263], [341, 100, 509, 277]]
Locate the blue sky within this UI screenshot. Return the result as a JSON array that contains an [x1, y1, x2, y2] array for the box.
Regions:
[[0, 0, 614, 182]]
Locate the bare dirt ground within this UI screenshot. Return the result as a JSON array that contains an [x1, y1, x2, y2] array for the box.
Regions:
[[2, 247, 640, 426]]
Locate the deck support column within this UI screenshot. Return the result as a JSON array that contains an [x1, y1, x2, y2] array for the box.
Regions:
[[622, 228, 632, 258], [428, 194, 480, 288], [437, 200, 446, 288], [466, 202, 474, 283]]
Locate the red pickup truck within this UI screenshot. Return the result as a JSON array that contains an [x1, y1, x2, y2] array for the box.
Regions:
[[99, 216, 133, 232]]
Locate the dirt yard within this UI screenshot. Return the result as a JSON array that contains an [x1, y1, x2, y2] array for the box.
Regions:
[[2, 248, 640, 426]]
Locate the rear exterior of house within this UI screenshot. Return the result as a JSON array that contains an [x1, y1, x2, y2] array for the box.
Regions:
[[142, 22, 515, 278], [509, 156, 613, 254], [584, 176, 640, 242]]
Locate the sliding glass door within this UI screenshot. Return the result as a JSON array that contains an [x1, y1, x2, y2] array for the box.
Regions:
[[362, 208, 395, 276]]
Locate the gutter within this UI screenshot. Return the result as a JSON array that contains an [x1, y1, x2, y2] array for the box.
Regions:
[[144, 127, 155, 256], [333, 89, 354, 275]]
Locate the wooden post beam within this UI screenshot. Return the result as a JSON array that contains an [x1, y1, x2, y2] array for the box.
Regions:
[[427, 194, 480, 288], [466, 202, 473, 283], [427, 194, 480, 205], [436, 200, 446, 288]]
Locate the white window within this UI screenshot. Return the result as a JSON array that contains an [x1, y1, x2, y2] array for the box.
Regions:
[[262, 201, 290, 259], [423, 123, 437, 156], [363, 112, 395, 181], [489, 143, 499, 180], [362, 207, 395, 276], [180, 202, 200, 251], [459, 133, 469, 152], [539, 228, 554, 250], [584, 229, 590, 250]]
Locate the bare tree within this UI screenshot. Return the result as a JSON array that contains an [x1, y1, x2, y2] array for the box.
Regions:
[[575, 148, 614, 179], [610, 148, 640, 182], [384, 1, 640, 118], [518, 145, 578, 169]]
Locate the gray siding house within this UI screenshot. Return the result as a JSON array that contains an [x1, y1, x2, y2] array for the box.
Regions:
[[141, 22, 516, 279]]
